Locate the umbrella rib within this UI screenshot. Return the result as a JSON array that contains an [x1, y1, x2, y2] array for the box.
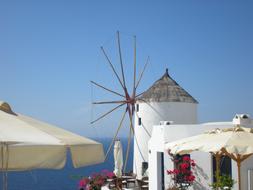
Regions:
[[100, 46, 125, 90], [240, 154, 253, 162], [90, 81, 125, 98], [104, 109, 127, 160], [90, 103, 126, 124]]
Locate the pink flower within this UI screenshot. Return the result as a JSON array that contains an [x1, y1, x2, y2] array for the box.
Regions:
[[167, 170, 174, 175], [183, 156, 190, 162], [91, 173, 98, 179], [102, 169, 109, 173], [107, 172, 115, 178], [188, 175, 195, 182], [180, 163, 189, 170], [79, 178, 89, 187], [173, 169, 180, 175]]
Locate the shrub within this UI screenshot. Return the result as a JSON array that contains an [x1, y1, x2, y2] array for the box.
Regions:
[[210, 174, 235, 190]]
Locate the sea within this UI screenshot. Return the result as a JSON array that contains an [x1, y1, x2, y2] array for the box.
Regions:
[[0, 138, 133, 190]]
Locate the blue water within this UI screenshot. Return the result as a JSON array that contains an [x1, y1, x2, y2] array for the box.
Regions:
[[1, 138, 133, 190]]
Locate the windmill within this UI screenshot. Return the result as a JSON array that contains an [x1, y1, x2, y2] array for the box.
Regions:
[[90, 31, 150, 172]]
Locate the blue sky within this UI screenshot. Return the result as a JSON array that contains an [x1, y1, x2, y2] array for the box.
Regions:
[[0, 0, 252, 137]]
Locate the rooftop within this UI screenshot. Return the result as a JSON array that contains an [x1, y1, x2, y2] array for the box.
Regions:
[[138, 69, 198, 103]]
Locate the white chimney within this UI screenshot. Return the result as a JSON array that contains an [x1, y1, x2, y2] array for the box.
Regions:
[[233, 114, 252, 127]]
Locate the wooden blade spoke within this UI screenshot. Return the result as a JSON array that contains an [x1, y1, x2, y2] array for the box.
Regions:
[[90, 81, 125, 98], [117, 31, 127, 90], [123, 106, 137, 172], [135, 56, 149, 90], [90, 103, 126, 124], [104, 109, 127, 161], [100, 46, 125, 89], [136, 91, 145, 98], [92, 100, 126, 105], [132, 35, 137, 97], [123, 127, 132, 173]]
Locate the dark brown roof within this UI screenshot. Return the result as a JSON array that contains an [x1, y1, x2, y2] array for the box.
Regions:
[[138, 69, 198, 103]]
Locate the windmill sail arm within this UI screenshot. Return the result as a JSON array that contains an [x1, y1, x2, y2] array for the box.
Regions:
[[135, 56, 149, 90], [100, 46, 125, 90], [92, 100, 126, 105], [117, 31, 127, 90], [136, 91, 144, 98], [90, 81, 125, 98], [104, 109, 127, 160], [132, 35, 137, 97], [90, 103, 125, 124]]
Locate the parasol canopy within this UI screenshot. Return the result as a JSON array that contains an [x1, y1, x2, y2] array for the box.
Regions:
[[165, 125, 253, 190], [113, 140, 123, 177], [0, 101, 105, 171]]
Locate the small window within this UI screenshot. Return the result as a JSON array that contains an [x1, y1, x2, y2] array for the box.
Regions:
[[142, 162, 148, 176], [136, 104, 139, 112], [212, 155, 231, 182], [138, 118, 141, 126]]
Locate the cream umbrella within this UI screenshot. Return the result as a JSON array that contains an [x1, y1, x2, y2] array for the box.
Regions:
[[113, 140, 123, 178], [0, 101, 105, 189], [165, 126, 253, 190]]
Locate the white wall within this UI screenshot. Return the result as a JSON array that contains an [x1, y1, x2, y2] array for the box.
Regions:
[[149, 124, 213, 190], [149, 123, 253, 190], [133, 102, 198, 179]]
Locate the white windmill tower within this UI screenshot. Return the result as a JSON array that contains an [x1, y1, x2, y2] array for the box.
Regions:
[[133, 68, 198, 179]]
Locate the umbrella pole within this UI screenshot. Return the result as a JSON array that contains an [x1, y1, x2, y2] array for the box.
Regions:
[[1, 143, 8, 190], [214, 153, 221, 190], [237, 161, 241, 190]]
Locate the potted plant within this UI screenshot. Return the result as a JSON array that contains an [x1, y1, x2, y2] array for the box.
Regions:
[[210, 174, 235, 190]]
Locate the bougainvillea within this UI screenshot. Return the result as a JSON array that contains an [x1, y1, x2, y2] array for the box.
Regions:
[[167, 155, 196, 190], [79, 170, 115, 190]]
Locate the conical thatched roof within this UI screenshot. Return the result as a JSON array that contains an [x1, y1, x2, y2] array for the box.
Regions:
[[138, 69, 198, 103]]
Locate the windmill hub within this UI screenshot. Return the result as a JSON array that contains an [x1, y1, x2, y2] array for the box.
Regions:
[[126, 97, 135, 105]]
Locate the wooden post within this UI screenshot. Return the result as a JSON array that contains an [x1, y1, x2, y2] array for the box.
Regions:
[[237, 160, 241, 190], [214, 153, 221, 190], [220, 148, 253, 190]]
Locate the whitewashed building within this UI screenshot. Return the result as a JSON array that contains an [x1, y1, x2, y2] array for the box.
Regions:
[[133, 69, 198, 179], [148, 115, 253, 190], [132, 69, 253, 190]]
